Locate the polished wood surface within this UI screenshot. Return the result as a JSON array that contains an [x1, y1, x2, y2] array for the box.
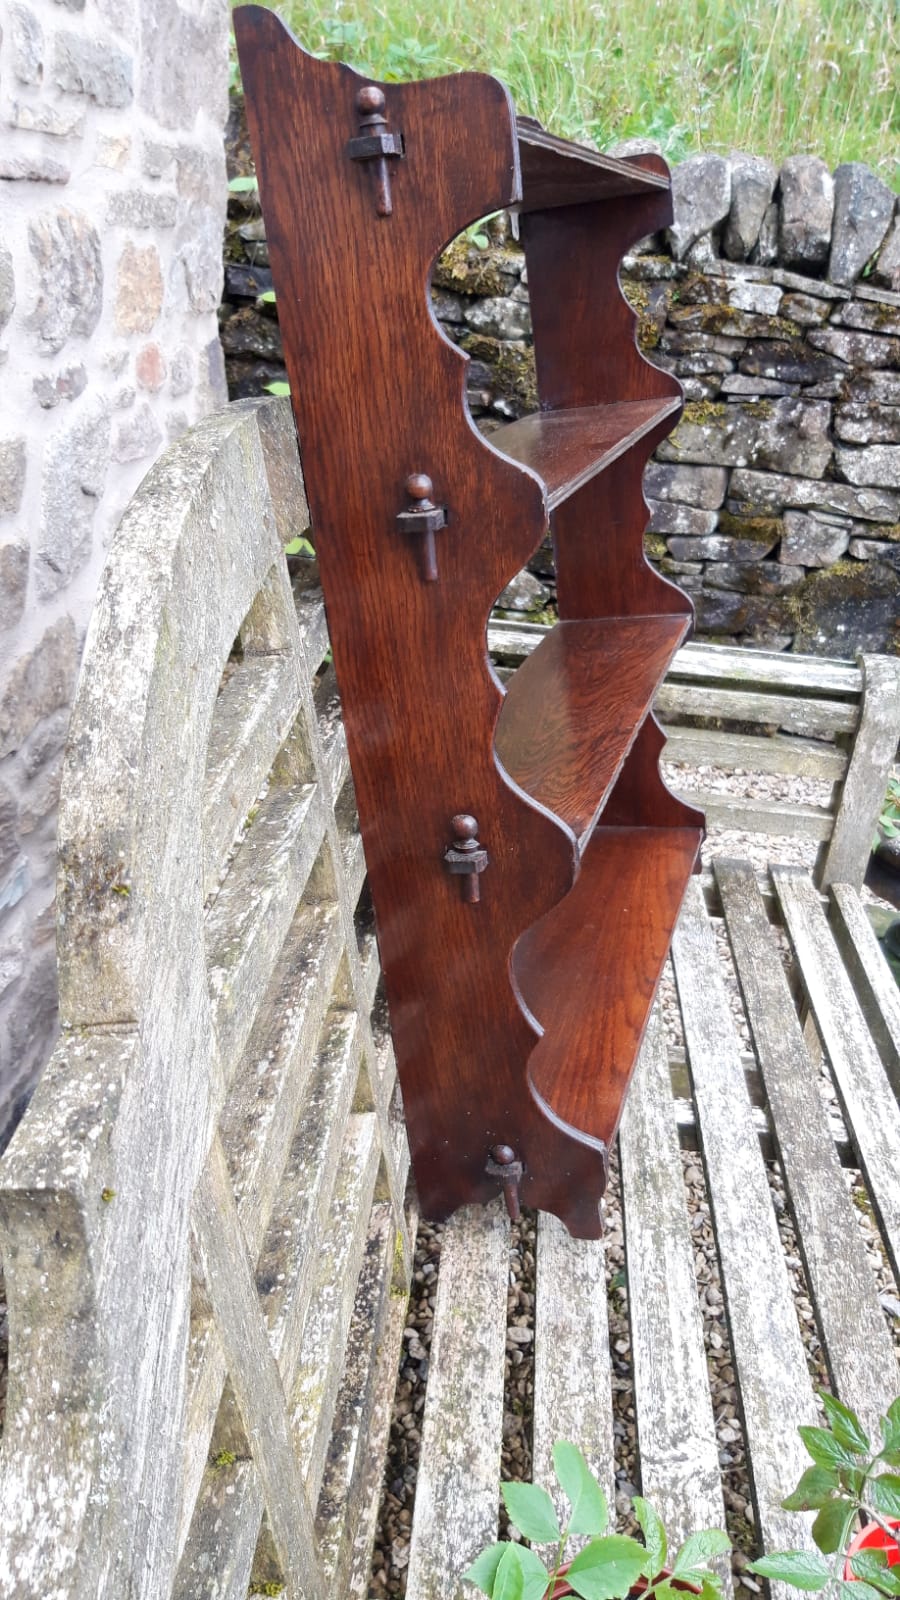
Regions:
[[235, 5, 703, 1237], [494, 399, 681, 510], [516, 118, 669, 211], [495, 615, 689, 841]]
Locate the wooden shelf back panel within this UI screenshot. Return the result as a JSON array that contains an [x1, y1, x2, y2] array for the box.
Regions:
[[515, 825, 702, 1145], [495, 615, 690, 841], [516, 120, 670, 211], [493, 400, 681, 510]]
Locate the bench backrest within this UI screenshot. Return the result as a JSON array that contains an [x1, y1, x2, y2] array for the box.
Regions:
[[0, 398, 410, 1599]]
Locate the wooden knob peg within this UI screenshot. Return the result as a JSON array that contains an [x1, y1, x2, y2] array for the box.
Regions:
[[450, 814, 480, 850], [356, 85, 386, 117], [396, 473, 447, 582], [444, 815, 489, 902], [486, 1143, 523, 1220], [491, 1144, 516, 1166], [405, 473, 436, 507]]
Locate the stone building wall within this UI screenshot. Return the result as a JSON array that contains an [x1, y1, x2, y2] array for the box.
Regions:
[[0, 0, 230, 1137], [222, 123, 899, 654]]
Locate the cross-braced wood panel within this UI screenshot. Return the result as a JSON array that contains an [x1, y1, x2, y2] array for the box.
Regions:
[[0, 398, 412, 1600]]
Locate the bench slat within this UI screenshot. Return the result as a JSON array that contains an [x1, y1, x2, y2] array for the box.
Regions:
[[314, 664, 350, 805], [773, 867, 900, 1284], [716, 861, 897, 1436], [406, 1203, 510, 1600], [676, 793, 833, 841], [672, 881, 818, 1565], [655, 682, 858, 737], [667, 642, 860, 696], [829, 884, 900, 1097], [820, 656, 900, 889], [619, 1010, 728, 1559], [533, 1212, 615, 1515], [663, 726, 846, 780]]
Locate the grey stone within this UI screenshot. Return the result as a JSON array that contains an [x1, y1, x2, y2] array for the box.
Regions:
[[704, 561, 804, 594], [834, 404, 900, 445], [53, 31, 133, 106], [808, 327, 900, 369], [667, 303, 793, 341], [169, 346, 193, 397], [0, 152, 69, 182], [659, 558, 704, 576], [201, 338, 227, 411], [0, 439, 26, 516], [0, 780, 19, 880], [139, 0, 228, 131], [752, 200, 779, 266], [679, 378, 719, 402], [778, 156, 834, 272], [0, 616, 78, 758], [175, 206, 225, 312], [0, 939, 25, 1003], [20, 709, 69, 779], [720, 375, 799, 397], [834, 300, 900, 337], [643, 462, 728, 510], [0, 247, 14, 334], [667, 534, 777, 562], [495, 569, 549, 612], [607, 136, 664, 158], [770, 267, 849, 298], [5, 949, 58, 1083], [731, 467, 900, 525], [647, 499, 717, 537], [113, 402, 163, 464], [54, 0, 86, 10], [8, 94, 85, 136], [32, 365, 88, 409], [723, 154, 777, 261], [38, 396, 110, 596], [26, 208, 103, 354], [0, 541, 29, 631], [836, 444, 900, 489], [17, 752, 64, 835], [658, 397, 832, 477], [726, 278, 782, 314], [107, 189, 177, 229], [220, 306, 281, 361], [166, 411, 189, 443], [849, 538, 900, 563], [9, 4, 43, 84], [841, 372, 900, 405], [739, 341, 844, 386], [115, 240, 163, 335], [779, 511, 850, 568], [431, 289, 465, 324], [693, 590, 788, 631], [828, 164, 896, 287], [674, 352, 734, 376], [792, 560, 900, 656], [668, 155, 731, 261], [873, 210, 900, 292], [463, 296, 531, 340], [778, 292, 832, 327]]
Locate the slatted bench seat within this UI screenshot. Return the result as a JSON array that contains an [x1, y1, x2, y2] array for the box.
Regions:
[[1, 398, 898, 1600]]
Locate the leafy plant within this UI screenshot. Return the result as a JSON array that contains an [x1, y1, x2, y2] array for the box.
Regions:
[[463, 1442, 729, 1600], [876, 776, 900, 847], [748, 1392, 900, 1600]]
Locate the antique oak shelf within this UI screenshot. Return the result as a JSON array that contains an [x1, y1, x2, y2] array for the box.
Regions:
[[235, 5, 704, 1239]]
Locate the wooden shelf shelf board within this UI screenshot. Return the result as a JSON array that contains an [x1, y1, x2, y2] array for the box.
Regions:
[[493, 400, 682, 510], [516, 119, 670, 212]]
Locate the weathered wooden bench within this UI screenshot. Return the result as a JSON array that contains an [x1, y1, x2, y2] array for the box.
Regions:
[[1, 399, 899, 1600]]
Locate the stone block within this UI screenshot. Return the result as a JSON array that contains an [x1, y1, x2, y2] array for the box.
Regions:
[[781, 511, 850, 567], [17, 755, 64, 835], [720, 375, 799, 397], [658, 397, 832, 477], [872, 210, 900, 293], [834, 403, 900, 446], [777, 293, 832, 327], [704, 560, 804, 594], [464, 296, 532, 339], [32, 365, 88, 409], [0, 780, 19, 880], [0, 247, 14, 335], [95, 132, 131, 169], [693, 589, 788, 632], [723, 153, 777, 262], [0, 540, 29, 631], [20, 709, 69, 779], [0, 616, 78, 758], [136, 344, 167, 391], [738, 341, 844, 386], [26, 208, 102, 354], [668, 154, 731, 260], [9, 4, 43, 84], [0, 152, 70, 182], [0, 439, 26, 517], [808, 327, 900, 369], [791, 561, 900, 656], [643, 462, 728, 509], [139, 0, 229, 132], [849, 538, 900, 563], [668, 302, 798, 340], [115, 241, 163, 334], [495, 570, 549, 612], [647, 499, 717, 537], [38, 396, 110, 596], [432, 289, 465, 325], [836, 444, 900, 489], [219, 306, 282, 362], [113, 402, 163, 464], [175, 206, 225, 312], [752, 200, 779, 266], [53, 30, 133, 107], [778, 156, 834, 272], [834, 300, 900, 337], [107, 190, 177, 230], [730, 466, 899, 524], [169, 346, 193, 397], [667, 533, 777, 562], [0, 939, 25, 1003], [726, 278, 782, 315], [828, 164, 896, 287]]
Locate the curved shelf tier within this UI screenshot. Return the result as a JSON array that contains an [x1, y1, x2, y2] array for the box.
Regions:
[[514, 823, 702, 1146], [493, 399, 681, 511], [515, 119, 669, 212], [494, 614, 691, 844]]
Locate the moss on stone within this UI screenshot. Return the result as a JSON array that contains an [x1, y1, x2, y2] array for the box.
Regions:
[[681, 400, 728, 426], [460, 333, 538, 411], [717, 511, 784, 543], [433, 238, 522, 297], [644, 533, 668, 560]]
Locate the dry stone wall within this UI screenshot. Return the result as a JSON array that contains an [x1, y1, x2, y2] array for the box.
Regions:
[[0, 0, 230, 1139], [222, 117, 899, 654]]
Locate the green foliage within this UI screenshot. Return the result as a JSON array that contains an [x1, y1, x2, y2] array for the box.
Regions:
[[236, 0, 900, 168], [877, 777, 900, 845], [264, 380, 291, 397], [749, 1391, 900, 1600], [463, 1443, 728, 1600], [228, 174, 259, 193]]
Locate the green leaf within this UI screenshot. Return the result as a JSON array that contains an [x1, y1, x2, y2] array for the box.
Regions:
[[494, 1544, 526, 1600], [869, 1473, 900, 1519], [673, 1531, 731, 1573], [811, 1497, 855, 1555], [264, 381, 291, 397], [284, 536, 314, 557], [699, 1577, 725, 1600], [850, 1553, 900, 1594], [799, 1426, 862, 1472], [228, 174, 258, 192], [501, 1482, 560, 1545], [748, 1552, 831, 1590], [257, 289, 277, 304], [783, 1466, 842, 1511], [881, 1398, 900, 1461], [838, 1583, 892, 1600], [472, 231, 489, 248], [633, 1496, 667, 1576], [463, 1544, 507, 1595], [565, 1535, 648, 1600], [821, 1393, 871, 1455], [553, 1443, 609, 1536]]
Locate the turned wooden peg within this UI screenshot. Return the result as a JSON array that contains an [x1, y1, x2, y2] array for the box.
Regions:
[[486, 1143, 524, 1221], [443, 813, 489, 902], [346, 84, 403, 217], [396, 472, 447, 582]]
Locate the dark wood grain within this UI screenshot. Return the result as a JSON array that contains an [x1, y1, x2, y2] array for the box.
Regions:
[[235, 5, 701, 1237], [495, 615, 689, 841], [494, 400, 681, 510], [515, 120, 669, 211]]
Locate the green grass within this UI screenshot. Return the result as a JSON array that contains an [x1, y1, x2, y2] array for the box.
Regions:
[[234, 0, 898, 175]]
